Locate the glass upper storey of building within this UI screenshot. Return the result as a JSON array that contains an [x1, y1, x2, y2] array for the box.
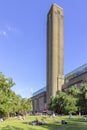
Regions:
[[65, 63, 87, 80], [32, 87, 46, 97], [32, 63, 87, 97]]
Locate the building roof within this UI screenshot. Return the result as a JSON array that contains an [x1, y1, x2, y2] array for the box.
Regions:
[[32, 87, 46, 97], [65, 63, 87, 80]]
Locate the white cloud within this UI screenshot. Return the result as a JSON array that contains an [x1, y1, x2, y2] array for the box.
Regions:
[[0, 31, 7, 37], [6, 25, 19, 33], [0, 25, 20, 38], [3, 31, 7, 36]]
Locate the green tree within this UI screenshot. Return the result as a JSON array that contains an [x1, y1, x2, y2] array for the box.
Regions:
[[68, 86, 81, 115], [79, 84, 87, 114], [49, 91, 66, 113], [0, 72, 33, 117], [49, 90, 77, 114], [19, 98, 32, 115], [0, 72, 15, 117], [63, 94, 77, 114]]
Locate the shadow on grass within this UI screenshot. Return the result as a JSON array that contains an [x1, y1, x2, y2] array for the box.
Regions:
[[43, 122, 59, 129], [22, 119, 87, 130], [23, 121, 64, 130], [1, 125, 24, 130]]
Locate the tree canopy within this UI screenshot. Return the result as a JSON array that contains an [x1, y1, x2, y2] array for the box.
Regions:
[[0, 72, 32, 117], [49, 84, 87, 115]]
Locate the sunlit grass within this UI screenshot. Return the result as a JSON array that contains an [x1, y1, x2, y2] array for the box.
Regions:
[[0, 115, 87, 130]]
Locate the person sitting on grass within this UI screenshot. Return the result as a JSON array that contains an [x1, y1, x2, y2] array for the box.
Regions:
[[31, 118, 45, 125], [31, 118, 38, 125], [83, 115, 87, 120], [61, 120, 67, 124], [41, 118, 45, 125]]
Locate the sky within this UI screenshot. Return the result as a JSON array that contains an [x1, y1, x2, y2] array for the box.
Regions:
[[0, 0, 87, 98]]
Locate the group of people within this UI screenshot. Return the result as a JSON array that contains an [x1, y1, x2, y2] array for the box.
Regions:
[[31, 118, 45, 125], [17, 115, 25, 120]]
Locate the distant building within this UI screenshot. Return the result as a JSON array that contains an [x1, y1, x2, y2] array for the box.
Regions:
[[31, 3, 87, 113], [62, 63, 87, 91], [32, 63, 87, 113], [32, 87, 46, 112]]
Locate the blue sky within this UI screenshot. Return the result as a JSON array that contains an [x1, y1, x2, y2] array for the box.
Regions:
[[0, 0, 87, 98]]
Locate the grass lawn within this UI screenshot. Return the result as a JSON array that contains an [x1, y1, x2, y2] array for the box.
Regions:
[[0, 115, 87, 130]]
